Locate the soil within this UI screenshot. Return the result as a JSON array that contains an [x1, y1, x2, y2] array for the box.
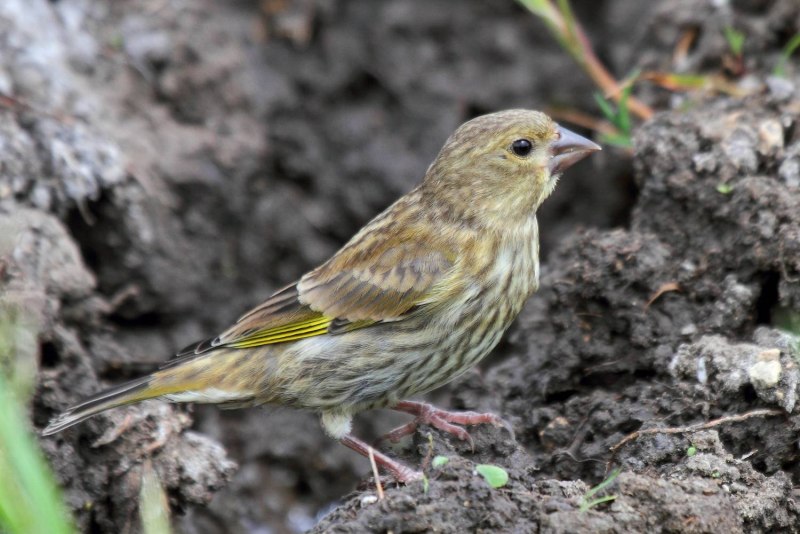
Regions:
[[1, 0, 799, 532]]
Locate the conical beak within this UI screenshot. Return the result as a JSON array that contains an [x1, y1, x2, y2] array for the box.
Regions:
[[548, 125, 601, 174]]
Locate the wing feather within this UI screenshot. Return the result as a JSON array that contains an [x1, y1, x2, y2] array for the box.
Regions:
[[174, 218, 457, 359], [298, 240, 453, 322]]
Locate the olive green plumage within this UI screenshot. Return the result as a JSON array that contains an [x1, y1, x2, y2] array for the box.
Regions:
[[43, 109, 599, 480]]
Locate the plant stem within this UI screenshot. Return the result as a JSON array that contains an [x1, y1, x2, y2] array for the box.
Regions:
[[519, 0, 654, 121]]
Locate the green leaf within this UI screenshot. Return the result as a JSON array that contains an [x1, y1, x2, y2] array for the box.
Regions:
[[593, 84, 634, 149], [431, 456, 449, 468], [687, 445, 697, 457], [422, 474, 430, 494], [475, 464, 509, 488], [716, 183, 734, 195], [774, 33, 800, 77], [593, 92, 616, 123], [723, 26, 745, 56], [657, 73, 710, 89], [616, 73, 637, 137]]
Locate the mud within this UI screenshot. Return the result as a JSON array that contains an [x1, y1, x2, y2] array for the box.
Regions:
[[1, 0, 799, 532]]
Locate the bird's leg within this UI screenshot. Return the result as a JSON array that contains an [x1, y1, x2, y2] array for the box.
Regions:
[[381, 400, 514, 450], [340, 434, 423, 483]]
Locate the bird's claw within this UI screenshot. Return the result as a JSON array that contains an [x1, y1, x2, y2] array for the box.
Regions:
[[381, 401, 514, 450]]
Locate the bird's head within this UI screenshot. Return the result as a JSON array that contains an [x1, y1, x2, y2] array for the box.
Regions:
[[422, 109, 600, 226]]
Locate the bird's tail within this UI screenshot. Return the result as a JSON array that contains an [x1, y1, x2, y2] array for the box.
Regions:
[[41, 375, 157, 435], [42, 350, 259, 436]]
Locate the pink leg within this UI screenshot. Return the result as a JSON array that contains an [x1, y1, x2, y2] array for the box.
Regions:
[[340, 434, 422, 484], [381, 400, 515, 450]]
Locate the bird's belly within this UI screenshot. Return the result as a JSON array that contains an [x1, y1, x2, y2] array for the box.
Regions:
[[276, 233, 538, 412], [280, 291, 524, 412]]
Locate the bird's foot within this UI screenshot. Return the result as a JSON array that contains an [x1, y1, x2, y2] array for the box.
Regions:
[[340, 434, 423, 484], [381, 400, 514, 450]]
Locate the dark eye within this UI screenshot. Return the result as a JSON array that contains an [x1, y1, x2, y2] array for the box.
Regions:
[[511, 139, 533, 157]]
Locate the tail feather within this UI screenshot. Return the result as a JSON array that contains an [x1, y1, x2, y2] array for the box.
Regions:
[[42, 351, 255, 436], [42, 376, 153, 436]]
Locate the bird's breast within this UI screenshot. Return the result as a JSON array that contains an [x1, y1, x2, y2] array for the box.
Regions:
[[398, 217, 540, 397]]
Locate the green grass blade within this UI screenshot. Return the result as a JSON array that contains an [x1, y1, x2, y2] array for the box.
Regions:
[[593, 92, 616, 123], [723, 26, 745, 56], [0, 374, 75, 534], [617, 87, 631, 135], [579, 468, 621, 512], [774, 33, 800, 77], [140, 461, 172, 534]]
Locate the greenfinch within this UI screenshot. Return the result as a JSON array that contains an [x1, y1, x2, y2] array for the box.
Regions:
[[44, 110, 600, 482]]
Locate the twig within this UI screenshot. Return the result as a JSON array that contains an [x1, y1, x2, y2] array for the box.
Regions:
[[672, 27, 699, 67], [420, 431, 436, 471], [644, 282, 681, 309], [367, 446, 384, 500], [607, 408, 785, 472]]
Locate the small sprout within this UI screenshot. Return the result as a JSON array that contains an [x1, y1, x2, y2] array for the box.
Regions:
[[716, 183, 734, 195], [593, 75, 637, 149], [422, 474, 430, 494], [475, 464, 509, 489], [774, 33, 800, 77], [579, 468, 621, 512], [723, 27, 745, 57], [431, 456, 449, 468], [687, 445, 697, 457], [712, 470, 721, 479]]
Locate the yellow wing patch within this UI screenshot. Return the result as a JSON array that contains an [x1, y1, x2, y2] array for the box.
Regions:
[[228, 315, 333, 348]]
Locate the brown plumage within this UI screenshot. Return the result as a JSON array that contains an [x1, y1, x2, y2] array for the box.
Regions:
[[43, 109, 600, 482]]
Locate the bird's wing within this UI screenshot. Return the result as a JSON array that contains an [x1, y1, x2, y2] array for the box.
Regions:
[[298, 238, 455, 323], [174, 231, 456, 359]]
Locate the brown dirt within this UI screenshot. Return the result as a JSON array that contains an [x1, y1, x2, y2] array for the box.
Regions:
[[1, 0, 799, 532]]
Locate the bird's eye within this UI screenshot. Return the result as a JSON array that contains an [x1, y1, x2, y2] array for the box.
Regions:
[[511, 139, 533, 157]]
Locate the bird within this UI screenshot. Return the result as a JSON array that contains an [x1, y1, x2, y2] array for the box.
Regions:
[[43, 109, 600, 482]]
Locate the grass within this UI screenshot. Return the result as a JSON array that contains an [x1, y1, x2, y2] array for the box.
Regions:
[[723, 27, 745, 57], [774, 33, 800, 77], [0, 300, 173, 533], [140, 461, 173, 534], [516, 0, 653, 121], [579, 468, 621, 512], [593, 78, 635, 148], [0, 304, 76, 534]]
